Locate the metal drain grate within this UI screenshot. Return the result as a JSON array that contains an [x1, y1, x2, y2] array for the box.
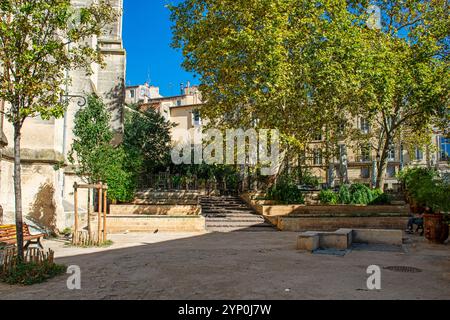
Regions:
[[384, 266, 423, 273]]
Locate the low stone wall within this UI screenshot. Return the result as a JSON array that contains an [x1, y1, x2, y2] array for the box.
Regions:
[[261, 204, 409, 217], [240, 193, 409, 232], [297, 228, 403, 252], [107, 215, 206, 233], [110, 204, 200, 216], [278, 215, 408, 232]]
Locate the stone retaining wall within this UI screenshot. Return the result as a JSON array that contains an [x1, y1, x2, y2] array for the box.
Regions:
[[107, 216, 206, 233], [241, 193, 409, 232], [278, 215, 408, 232], [110, 204, 200, 216]]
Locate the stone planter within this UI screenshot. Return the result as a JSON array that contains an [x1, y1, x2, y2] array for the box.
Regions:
[[424, 213, 449, 244]]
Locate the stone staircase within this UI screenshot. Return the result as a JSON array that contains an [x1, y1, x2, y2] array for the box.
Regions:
[[200, 196, 276, 232]]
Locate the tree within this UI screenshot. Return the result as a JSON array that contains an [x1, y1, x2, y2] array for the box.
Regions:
[[123, 106, 175, 176], [70, 95, 135, 203], [69, 95, 116, 184], [170, 0, 379, 172], [171, 0, 449, 190], [0, 0, 116, 260], [350, 1, 449, 189]]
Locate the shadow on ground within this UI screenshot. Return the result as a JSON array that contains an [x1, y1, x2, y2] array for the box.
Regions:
[[0, 231, 448, 300]]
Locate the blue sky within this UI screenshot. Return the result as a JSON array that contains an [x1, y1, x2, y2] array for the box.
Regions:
[[123, 1, 197, 96]]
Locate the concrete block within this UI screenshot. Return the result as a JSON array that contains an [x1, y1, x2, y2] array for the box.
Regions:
[[352, 229, 403, 246], [297, 232, 320, 252], [319, 231, 351, 250]]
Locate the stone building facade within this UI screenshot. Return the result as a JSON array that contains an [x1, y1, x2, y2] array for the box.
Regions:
[[125, 83, 163, 105], [140, 87, 448, 191], [0, 0, 126, 232]]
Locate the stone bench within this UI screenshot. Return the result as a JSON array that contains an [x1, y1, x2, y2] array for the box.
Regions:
[[297, 228, 353, 252], [297, 228, 402, 252]]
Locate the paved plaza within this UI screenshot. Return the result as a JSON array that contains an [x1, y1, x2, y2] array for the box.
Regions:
[[0, 232, 449, 300]]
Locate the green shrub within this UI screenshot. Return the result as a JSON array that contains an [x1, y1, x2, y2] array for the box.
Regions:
[[338, 185, 352, 204], [349, 184, 373, 205], [319, 189, 339, 204], [0, 262, 66, 286], [370, 188, 391, 205], [398, 167, 450, 214], [268, 177, 304, 204]]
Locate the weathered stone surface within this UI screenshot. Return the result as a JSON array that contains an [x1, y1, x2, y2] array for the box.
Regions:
[[352, 229, 403, 246], [0, 0, 125, 231], [107, 216, 206, 233], [110, 204, 200, 216], [278, 216, 408, 232], [297, 232, 320, 252]]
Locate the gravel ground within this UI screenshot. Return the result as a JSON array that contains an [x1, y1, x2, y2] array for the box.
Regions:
[[0, 231, 448, 300]]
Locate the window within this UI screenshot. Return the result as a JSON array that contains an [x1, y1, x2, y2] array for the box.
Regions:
[[387, 145, 396, 161], [360, 118, 370, 134], [361, 167, 370, 179], [439, 136, 450, 161], [192, 110, 201, 126], [415, 147, 424, 161], [314, 132, 323, 141], [313, 149, 323, 165], [130, 90, 135, 98], [176, 100, 182, 106], [337, 122, 346, 135], [387, 165, 396, 178], [360, 144, 371, 162]]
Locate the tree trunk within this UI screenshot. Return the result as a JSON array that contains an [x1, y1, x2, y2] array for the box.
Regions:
[[376, 136, 390, 191], [13, 121, 24, 261]]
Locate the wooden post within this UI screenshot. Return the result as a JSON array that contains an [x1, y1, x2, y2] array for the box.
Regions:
[[73, 183, 78, 244], [103, 187, 107, 242], [87, 188, 91, 242], [97, 183, 103, 244]]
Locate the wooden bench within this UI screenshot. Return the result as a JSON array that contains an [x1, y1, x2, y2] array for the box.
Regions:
[[0, 224, 45, 249]]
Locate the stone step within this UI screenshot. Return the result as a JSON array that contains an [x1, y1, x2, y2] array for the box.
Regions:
[[206, 222, 272, 228], [205, 217, 265, 223], [201, 202, 245, 206], [202, 208, 255, 213], [203, 213, 262, 217], [203, 213, 259, 218], [202, 205, 254, 209], [207, 225, 278, 233], [201, 196, 276, 232]]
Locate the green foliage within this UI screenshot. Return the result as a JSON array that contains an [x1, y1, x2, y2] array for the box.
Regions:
[[172, 163, 241, 191], [102, 147, 136, 203], [69, 95, 135, 202], [338, 185, 352, 205], [124, 106, 175, 175], [349, 184, 373, 205], [322, 185, 391, 205], [319, 189, 339, 205], [170, 0, 449, 185], [268, 176, 304, 205], [0, 262, 66, 286], [61, 228, 72, 236], [370, 189, 392, 205], [0, 0, 117, 124], [398, 167, 450, 213], [297, 169, 320, 188]]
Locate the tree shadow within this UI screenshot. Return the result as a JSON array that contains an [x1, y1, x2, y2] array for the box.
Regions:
[[27, 183, 57, 235], [104, 76, 125, 146]]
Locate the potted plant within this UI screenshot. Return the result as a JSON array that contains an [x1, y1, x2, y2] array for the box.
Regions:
[[399, 168, 449, 244], [423, 182, 450, 244]]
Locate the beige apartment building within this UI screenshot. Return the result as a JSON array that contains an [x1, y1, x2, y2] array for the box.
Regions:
[[125, 83, 162, 105], [304, 122, 449, 190], [139, 86, 449, 190], [0, 0, 126, 231], [139, 83, 204, 144]]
